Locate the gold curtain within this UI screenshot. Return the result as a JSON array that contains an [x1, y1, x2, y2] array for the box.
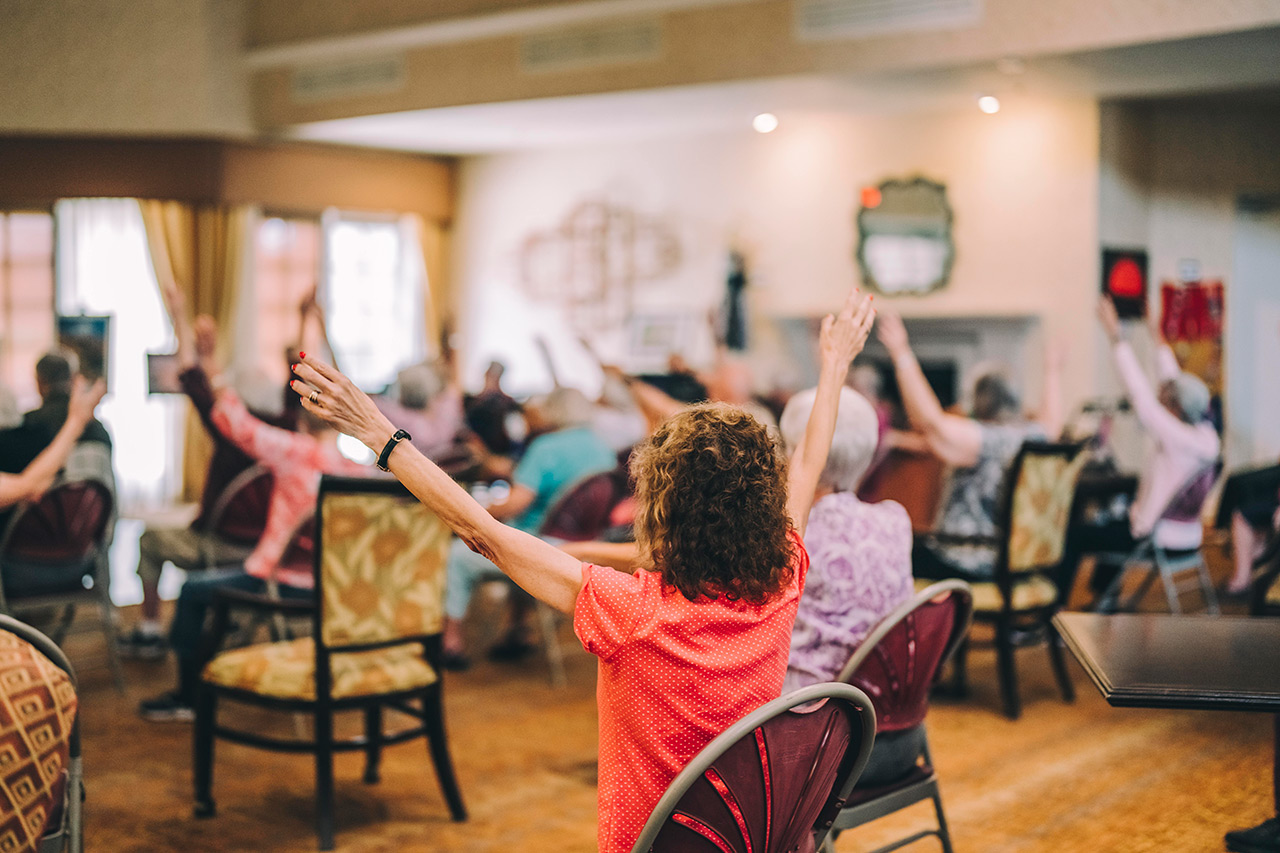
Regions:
[[138, 200, 255, 503], [409, 214, 451, 356]]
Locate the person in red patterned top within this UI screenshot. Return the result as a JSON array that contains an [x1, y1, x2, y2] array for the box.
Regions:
[[139, 358, 367, 723], [289, 287, 875, 852]]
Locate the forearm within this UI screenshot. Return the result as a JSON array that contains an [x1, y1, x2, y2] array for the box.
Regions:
[[383, 440, 582, 612], [890, 348, 946, 435], [786, 360, 846, 536]]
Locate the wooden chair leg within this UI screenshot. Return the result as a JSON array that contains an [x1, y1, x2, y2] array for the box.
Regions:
[[995, 618, 1022, 720], [1046, 621, 1075, 703], [423, 684, 467, 821], [1196, 558, 1220, 615], [97, 584, 126, 693], [314, 707, 336, 851], [362, 704, 383, 785], [193, 686, 217, 818]]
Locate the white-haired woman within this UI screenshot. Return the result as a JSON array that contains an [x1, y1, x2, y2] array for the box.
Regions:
[[779, 385, 920, 787]]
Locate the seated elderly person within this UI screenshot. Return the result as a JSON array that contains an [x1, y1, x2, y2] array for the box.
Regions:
[[876, 311, 1062, 581], [778, 385, 917, 787], [442, 387, 615, 669], [0, 378, 106, 510], [1093, 297, 1220, 602]]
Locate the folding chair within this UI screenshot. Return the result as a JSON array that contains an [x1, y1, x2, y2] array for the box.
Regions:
[[631, 682, 877, 853], [825, 580, 973, 853]]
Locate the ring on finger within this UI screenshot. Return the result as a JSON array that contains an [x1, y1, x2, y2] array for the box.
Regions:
[[309, 390, 320, 404]]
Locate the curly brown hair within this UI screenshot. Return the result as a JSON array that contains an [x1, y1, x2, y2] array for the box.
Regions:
[[630, 403, 796, 604]]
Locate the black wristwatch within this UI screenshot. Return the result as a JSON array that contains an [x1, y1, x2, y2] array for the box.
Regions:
[[376, 429, 411, 471]]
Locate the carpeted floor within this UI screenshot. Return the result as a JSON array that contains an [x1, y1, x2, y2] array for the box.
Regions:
[[53, 559, 1275, 853]]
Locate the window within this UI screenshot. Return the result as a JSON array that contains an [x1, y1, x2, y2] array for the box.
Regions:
[[55, 198, 179, 510], [323, 214, 426, 392], [0, 211, 56, 410], [251, 215, 322, 388]]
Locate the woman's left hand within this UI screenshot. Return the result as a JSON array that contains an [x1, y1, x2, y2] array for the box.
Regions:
[[291, 355, 396, 451]]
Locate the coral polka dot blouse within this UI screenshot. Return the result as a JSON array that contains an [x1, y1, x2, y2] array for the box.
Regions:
[[574, 530, 809, 853]]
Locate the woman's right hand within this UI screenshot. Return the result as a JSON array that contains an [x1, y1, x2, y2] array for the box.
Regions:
[[291, 355, 397, 451], [1097, 296, 1122, 343], [875, 308, 910, 357], [819, 288, 876, 370], [67, 377, 107, 427]]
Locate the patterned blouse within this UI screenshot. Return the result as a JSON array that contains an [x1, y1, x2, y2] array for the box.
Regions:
[[784, 492, 914, 693]]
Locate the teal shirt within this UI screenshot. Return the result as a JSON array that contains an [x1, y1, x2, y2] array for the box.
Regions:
[[512, 426, 617, 535]]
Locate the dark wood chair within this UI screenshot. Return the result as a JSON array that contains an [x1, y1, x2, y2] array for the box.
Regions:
[[0, 480, 123, 691], [192, 476, 466, 851], [630, 682, 877, 853], [195, 463, 274, 570], [923, 441, 1089, 719], [1250, 529, 1280, 617], [825, 580, 973, 853]]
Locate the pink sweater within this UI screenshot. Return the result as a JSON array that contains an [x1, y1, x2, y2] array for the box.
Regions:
[[1112, 341, 1219, 549], [211, 391, 366, 589]]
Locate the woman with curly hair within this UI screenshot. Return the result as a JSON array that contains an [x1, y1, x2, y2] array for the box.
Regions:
[[288, 287, 875, 853]]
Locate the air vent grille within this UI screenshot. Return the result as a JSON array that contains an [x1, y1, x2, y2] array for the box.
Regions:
[[795, 0, 982, 41], [521, 21, 662, 73]]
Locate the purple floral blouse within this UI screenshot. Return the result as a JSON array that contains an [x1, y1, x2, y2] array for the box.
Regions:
[[784, 492, 914, 693]]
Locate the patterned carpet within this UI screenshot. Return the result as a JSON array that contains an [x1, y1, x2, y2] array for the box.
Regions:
[[53, 566, 1274, 853]]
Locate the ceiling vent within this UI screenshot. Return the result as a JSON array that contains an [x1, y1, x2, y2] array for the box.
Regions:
[[291, 56, 406, 103], [521, 20, 662, 74], [795, 0, 982, 42]]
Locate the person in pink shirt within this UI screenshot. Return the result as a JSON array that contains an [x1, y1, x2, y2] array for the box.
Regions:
[[1093, 296, 1221, 603], [139, 359, 367, 722], [289, 287, 875, 853]]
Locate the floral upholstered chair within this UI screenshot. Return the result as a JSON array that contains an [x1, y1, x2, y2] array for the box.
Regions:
[[194, 476, 467, 851], [928, 441, 1088, 719]]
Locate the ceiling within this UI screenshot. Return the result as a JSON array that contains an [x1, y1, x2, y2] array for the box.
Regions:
[[289, 25, 1280, 155]]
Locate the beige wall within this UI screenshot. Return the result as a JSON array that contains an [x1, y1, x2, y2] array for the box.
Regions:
[[452, 95, 1100, 406], [1099, 100, 1280, 463], [0, 0, 251, 136]]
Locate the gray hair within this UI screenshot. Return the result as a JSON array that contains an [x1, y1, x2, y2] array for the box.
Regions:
[[531, 387, 594, 430], [779, 386, 880, 493], [1167, 372, 1211, 424], [397, 364, 442, 411]]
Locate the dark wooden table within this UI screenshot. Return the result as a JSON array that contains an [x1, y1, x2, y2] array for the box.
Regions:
[[1053, 612, 1280, 713]]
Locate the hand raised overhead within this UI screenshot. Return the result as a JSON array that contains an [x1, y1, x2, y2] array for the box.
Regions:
[[819, 288, 876, 371], [291, 354, 396, 452]]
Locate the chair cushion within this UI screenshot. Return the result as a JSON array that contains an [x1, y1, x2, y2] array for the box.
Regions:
[[915, 575, 1057, 612], [203, 638, 437, 701], [0, 630, 76, 852]]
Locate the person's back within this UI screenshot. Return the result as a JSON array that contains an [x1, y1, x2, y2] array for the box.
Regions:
[[512, 424, 616, 534], [0, 354, 111, 475], [577, 543, 806, 852]]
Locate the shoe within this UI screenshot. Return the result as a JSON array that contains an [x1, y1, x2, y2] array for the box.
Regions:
[[487, 636, 536, 663], [138, 691, 195, 723], [440, 651, 471, 672], [1226, 817, 1280, 853], [118, 627, 168, 661]]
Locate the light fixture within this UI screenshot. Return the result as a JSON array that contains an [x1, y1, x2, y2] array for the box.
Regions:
[[977, 95, 1001, 114], [753, 113, 779, 133]]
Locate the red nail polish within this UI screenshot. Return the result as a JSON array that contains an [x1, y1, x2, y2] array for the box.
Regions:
[[299, 351, 307, 359], [291, 363, 298, 371]]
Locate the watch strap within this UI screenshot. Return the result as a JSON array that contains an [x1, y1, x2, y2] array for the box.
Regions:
[[377, 429, 411, 471]]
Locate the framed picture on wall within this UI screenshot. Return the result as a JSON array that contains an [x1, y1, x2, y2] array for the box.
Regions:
[[1101, 248, 1148, 319], [56, 314, 111, 387]]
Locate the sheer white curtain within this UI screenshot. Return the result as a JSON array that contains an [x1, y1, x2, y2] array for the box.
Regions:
[[55, 199, 179, 511], [321, 211, 427, 392]]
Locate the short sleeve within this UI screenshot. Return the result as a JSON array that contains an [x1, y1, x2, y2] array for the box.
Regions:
[[574, 563, 648, 661], [789, 529, 811, 594]]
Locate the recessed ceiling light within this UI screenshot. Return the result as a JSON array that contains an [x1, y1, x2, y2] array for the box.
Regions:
[[977, 95, 1001, 114], [753, 113, 779, 133]]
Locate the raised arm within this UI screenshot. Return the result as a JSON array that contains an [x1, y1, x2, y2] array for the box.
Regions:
[[785, 289, 876, 538], [0, 378, 106, 509], [877, 310, 982, 468], [290, 355, 584, 614], [1098, 297, 1183, 441]]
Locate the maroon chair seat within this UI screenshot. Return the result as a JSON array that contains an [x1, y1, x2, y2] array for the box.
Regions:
[[631, 683, 876, 853], [538, 469, 630, 542], [826, 580, 973, 853], [208, 466, 274, 547]]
